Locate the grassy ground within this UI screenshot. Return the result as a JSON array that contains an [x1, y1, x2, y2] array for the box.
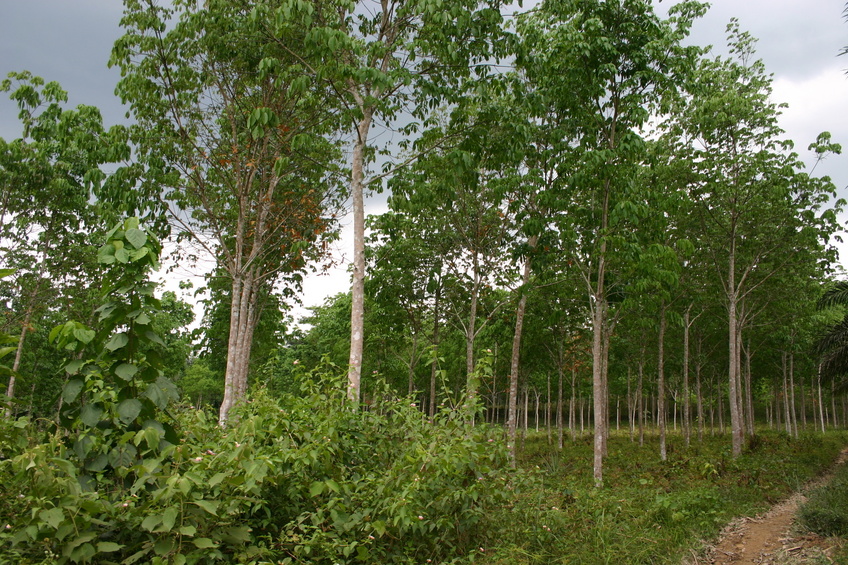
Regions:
[[478, 428, 848, 564]]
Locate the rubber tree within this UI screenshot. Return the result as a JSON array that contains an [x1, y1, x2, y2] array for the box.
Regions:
[[112, 0, 344, 425], [0, 72, 131, 415], [259, 0, 510, 402], [664, 21, 843, 455], [515, 0, 706, 486]]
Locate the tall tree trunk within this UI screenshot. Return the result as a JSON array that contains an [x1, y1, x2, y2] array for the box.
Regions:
[[219, 271, 261, 426], [637, 355, 645, 446], [348, 109, 374, 403], [4, 305, 32, 418], [546, 372, 552, 443], [727, 285, 743, 456], [683, 305, 691, 447], [782, 352, 792, 435], [570, 367, 577, 442], [743, 340, 754, 437], [557, 353, 564, 450], [429, 283, 441, 419], [465, 252, 482, 401], [657, 302, 668, 461], [789, 351, 798, 438], [507, 241, 535, 466]]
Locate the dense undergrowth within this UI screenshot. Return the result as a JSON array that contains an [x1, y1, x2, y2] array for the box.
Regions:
[[480, 429, 847, 564], [0, 370, 511, 564], [1, 387, 846, 565]]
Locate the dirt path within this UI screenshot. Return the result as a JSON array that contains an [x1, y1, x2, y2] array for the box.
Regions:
[[686, 449, 848, 565]]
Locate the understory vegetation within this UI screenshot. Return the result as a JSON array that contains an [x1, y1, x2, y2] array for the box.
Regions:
[[1, 390, 844, 565]]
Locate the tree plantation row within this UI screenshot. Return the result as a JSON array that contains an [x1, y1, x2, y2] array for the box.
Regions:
[[2, 0, 848, 503]]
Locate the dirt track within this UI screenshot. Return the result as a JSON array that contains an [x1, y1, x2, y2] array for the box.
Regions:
[[685, 449, 848, 565]]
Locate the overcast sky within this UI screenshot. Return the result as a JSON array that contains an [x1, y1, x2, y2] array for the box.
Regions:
[[2, 0, 847, 316]]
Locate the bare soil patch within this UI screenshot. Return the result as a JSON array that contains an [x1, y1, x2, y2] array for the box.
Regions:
[[685, 449, 848, 565]]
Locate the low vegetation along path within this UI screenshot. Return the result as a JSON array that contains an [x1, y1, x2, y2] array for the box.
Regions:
[[694, 448, 848, 564]]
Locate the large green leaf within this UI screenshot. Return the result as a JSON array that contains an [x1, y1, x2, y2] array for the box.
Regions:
[[80, 403, 103, 427], [105, 332, 129, 351], [108, 444, 138, 468], [115, 362, 139, 381], [62, 378, 84, 403], [125, 227, 147, 249], [117, 399, 143, 424]]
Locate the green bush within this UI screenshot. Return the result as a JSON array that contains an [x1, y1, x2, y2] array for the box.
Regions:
[[0, 365, 513, 564]]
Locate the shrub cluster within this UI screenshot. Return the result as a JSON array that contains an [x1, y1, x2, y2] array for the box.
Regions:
[[0, 369, 513, 564]]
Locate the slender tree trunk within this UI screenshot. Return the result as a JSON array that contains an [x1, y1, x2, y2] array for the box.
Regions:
[[728, 286, 743, 455], [465, 253, 482, 401], [348, 109, 374, 403], [800, 371, 807, 430], [429, 283, 441, 419], [638, 356, 645, 446], [507, 241, 535, 465], [407, 332, 418, 396], [546, 372, 552, 443], [627, 367, 634, 441], [557, 354, 564, 450], [789, 351, 798, 438], [683, 305, 691, 447], [570, 367, 577, 442], [4, 305, 32, 418], [782, 352, 792, 435], [657, 302, 668, 461]]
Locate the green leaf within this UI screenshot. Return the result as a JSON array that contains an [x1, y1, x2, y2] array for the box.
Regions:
[[220, 526, 251, 544], [154, 536, 175, 556], [39, 507, 64, 530], [65, 359, 85, 375], [96, 542, 123, 553], [115, 247, 130, 263], [160, 506, 178, 532], [117, 399, 142, 424], [72, 328, 96, 344], [141, 514, 161, 532], [98, 243, 116, 264], [106, 333, 129, 351], [310, 481, 325, 497], [193, 500, 218, 516], [108, 444, 138, 468], [208, 472, 227, 488], [193, 538, 217, 549], [115, 363, 139, 381], [62, 379, 84, 403], [80, 403, 103, 427], [178, 525, 196, 536], [125, 227, 148, 249], [85, 453, 109, 472]]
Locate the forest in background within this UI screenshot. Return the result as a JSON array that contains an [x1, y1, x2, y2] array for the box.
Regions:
[[2, 0, 848, 562]]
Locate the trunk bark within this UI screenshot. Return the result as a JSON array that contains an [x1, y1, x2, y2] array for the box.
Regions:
[[683, 306, 691, 447], [4, 306, 32, 417], [347, 109, 374, 403], [506, 239, 535, 466], [219, 271, 261, 426], [429, 283, 441, 418], [657, 302, 668, 461]]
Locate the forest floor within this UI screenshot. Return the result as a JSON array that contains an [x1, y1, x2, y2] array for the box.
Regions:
[[687, 448, 848, 565]]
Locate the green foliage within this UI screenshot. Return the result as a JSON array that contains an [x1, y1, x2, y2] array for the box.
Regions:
[[1, 359, 514, 564], [49, 217, 179, 476], [481, 430, 846, 564], [799, 459, 848, 537]]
